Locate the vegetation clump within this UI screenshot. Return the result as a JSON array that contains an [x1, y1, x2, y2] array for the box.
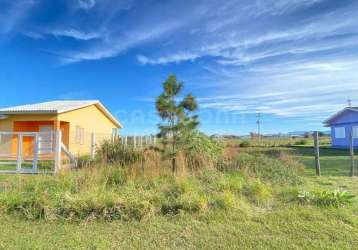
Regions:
[[294, 139, 309, 146], [216, 150, 304, 185], [297, 189, 354, 207], [180, 131, 223, 170], [97, 140, 145, 166], [0, 169, 253, 221], [239, 141, 250, 148], [0, 144, 311, 222]]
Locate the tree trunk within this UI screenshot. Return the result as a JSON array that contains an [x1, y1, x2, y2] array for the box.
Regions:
[[172, 136, 176, 175], [172, 157, 176, 174]]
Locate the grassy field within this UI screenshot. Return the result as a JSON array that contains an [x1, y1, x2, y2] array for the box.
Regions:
[[0, 142, 358, 249]]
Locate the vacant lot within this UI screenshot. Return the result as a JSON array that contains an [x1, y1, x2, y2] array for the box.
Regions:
[[0, 145, 357, 249]]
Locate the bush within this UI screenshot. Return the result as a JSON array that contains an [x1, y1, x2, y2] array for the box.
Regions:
[[158, 178, 208, 215], [294, 139, 308, 146], [297, 189, 354, 207], [243, 180, 272, 205], [239, 141, 250, 148], [180, 132, 223, 170], [208, 191, 237, 210], [101, 166, 128, 187], [97, 140, 145, 165], [77, 155, 97, 169]]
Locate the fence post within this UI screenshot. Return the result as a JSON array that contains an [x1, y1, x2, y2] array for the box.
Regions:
[[313, 131, 321, 176], [16, 133, 23, 173], [350, 129, 355, 177], [125, 136, 128, 146], [133, 135, 136, 148], [90, 132, 96, 159], [54, 130, 62, 173]]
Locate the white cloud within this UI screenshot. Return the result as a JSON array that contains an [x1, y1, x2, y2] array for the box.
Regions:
[[0, 0, 36, 33], [52, 29, 102, 40], [137, 52, 200, 65], [253, 0, 326, 17], [138, 8, 358, 66], [22, 31, 44, 39], [197, 56, 358, 119], [60, 21, 183, 64], [78, 0, 96, 9]]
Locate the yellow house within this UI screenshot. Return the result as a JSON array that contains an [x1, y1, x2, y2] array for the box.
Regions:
[[0, 100, 122, 157]]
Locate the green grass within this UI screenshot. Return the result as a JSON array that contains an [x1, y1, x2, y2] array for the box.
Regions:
[[0, 160, 54, 172], [0, 205, 358, 249], [293, 147, 354, 176], [0, 146, 358, 249]]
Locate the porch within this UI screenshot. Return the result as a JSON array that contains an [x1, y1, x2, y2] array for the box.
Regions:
[[13, 120, 70, 152], [0, 121, 75, 174]]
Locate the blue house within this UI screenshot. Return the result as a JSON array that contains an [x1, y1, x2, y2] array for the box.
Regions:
[[324, 107, 358, 148]]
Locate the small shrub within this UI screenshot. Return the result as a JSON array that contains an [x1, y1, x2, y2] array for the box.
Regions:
[[208, 191, 238, 210], [122, 198, 153, 221], [179, 192, 207, 213], [297, 190, 314, 204], [212, 173, 243, 193], [77, 155, 97, 169], [297, 189, 354, 207], [243, 180, 272, 205], [101, 166, 128, 187], [158, 178, 207, 215], [294, 139, 308, 146], [97, 140, 145, 166], [239, 141, 250, 148], [181, 132, 223, 170]]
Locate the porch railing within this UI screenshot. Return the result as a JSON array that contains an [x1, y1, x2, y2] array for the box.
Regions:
[[0, 130, 76, 174]]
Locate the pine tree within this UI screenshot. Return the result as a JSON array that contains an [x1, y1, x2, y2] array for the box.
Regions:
[[156, 74, 199, 174]]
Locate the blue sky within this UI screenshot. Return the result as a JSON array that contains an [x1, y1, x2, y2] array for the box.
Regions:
[[1, 0, 358, 135]]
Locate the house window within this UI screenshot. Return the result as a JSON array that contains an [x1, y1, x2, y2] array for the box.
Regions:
[[334, 127, 346, 139], [75, 126, 85, 145], [353, 127, 358, 138]]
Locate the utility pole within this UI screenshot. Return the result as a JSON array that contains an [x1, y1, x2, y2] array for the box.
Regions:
[[256, 113, 261, 142]]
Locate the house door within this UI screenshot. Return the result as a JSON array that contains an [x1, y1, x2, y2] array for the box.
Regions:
[[19, 133, 39, 172], [38, 126, 54, 154]]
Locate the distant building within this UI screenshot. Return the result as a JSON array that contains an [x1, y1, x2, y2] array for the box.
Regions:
[[324, 107, 358, 148]]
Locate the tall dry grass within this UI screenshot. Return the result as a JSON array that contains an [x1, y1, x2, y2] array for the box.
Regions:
[[0, 138, 309, 221]]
